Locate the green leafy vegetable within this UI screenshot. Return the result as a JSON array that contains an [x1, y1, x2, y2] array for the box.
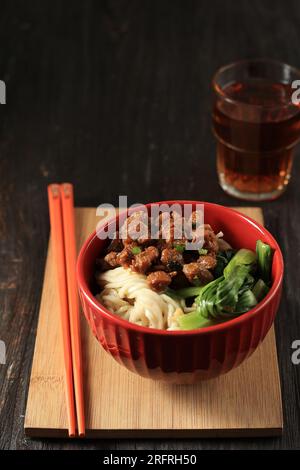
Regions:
[[238, 273, 255, 295], [256, 240, 273, 284], [194, 276, 223, 315], [168, 239, 274, 331], [131, 246, 142, 255], [235, 289, 257, 313], [174, 286, 204, 299], [196, 265, 251, 320], [178, 310, 217, 330], [223, 248, 256, 278], [198, 248, 208, 255], [252, 278, 270, 302], [214, 249, 236, 278], [215, 265, 251, 317]]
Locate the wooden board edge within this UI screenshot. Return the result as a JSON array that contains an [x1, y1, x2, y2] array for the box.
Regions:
[[24, 426, 283, 439]]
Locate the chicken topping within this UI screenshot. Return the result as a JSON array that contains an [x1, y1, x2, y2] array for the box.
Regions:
[[161, 248, 184, 272], [197, 254, 217, 270], [183, 262, 214, 285], [96, 210, 227, 292], [104, 251, 120, 268], [204, 224, 219, 254], [120, 211, 151, 245], [147, 271, 172, 292], [132, 246, 159, 274]]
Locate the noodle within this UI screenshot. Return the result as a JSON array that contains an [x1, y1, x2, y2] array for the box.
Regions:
[[97, 266, 190, 330]]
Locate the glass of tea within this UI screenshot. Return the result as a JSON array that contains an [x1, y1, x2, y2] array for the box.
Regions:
[[212, 59, 300, 200]]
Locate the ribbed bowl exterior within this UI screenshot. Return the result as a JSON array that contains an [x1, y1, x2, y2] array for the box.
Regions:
[[79, 281, 282, 383], [77, 201, 284, 384]]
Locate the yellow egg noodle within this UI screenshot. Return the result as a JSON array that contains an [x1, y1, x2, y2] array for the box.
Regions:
[[97, 267, 193, 330]]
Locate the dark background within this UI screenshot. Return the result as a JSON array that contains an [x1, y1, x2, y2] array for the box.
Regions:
[[0, 0, 300, 450]]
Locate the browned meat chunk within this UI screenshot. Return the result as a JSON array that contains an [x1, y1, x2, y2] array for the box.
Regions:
[[197, 254, 217, 270], [158, 212, 184, 243], [183, 262, 214, 285], [132, 246, 159, 274], [120, 211, 151, 245], [103, 251, 120, 268], [204, 224, 219, 254], [161, 248, 184, 272], [147, 271, 172, 292], [96, 210, 226, 294], [183, 262, 201, 283], [117, 246, 134, 268]]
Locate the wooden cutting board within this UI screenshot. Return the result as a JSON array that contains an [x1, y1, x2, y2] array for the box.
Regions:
[[24, 207, 283, 438]]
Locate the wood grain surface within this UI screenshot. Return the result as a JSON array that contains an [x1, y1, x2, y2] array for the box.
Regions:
[[24, 207, 282, 438], [0, 0, 299, 450]]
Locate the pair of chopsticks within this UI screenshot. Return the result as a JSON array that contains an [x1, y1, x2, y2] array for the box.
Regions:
[[47, 183, 85, 437]]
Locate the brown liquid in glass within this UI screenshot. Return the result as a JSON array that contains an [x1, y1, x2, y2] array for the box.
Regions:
[[213, 81, 300, 197]]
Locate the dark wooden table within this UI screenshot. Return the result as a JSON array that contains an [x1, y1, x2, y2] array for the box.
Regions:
[[1, 0, 300, 450]]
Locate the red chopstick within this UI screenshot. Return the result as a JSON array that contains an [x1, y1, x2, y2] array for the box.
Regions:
[[60, 183, 85, 437], [47, 184, 76, 437]]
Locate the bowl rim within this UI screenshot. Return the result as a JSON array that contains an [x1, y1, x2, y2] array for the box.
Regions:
[[77, 200, 284, 336]]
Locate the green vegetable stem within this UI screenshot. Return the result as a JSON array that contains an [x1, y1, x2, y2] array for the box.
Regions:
[[178, 310, 217, 330], [252, 278, 270, 301], [256, 240, 273, 284]]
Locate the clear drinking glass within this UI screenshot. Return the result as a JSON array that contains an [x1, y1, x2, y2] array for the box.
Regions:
[[212, 59, 300, 200]]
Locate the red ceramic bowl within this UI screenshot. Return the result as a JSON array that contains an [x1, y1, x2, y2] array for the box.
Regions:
[[77, 201, 283, 383]]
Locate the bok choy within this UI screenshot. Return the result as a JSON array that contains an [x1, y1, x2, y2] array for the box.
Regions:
[[175, 240, 274, 330]]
